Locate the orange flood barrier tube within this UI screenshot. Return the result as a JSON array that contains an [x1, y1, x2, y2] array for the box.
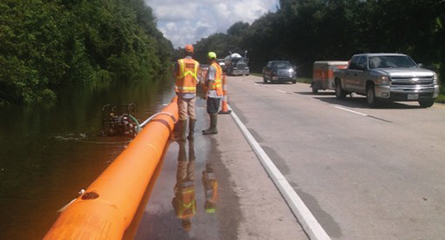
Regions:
[[44, 97, 178, 240]]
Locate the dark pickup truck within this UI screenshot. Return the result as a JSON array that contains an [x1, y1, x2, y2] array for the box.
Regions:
[[262, 61, 297, 84], [333, 53, 439, 107]]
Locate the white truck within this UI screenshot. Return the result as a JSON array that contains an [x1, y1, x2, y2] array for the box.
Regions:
[[333, 53, 439, 108], [224, 52, 250, 76]]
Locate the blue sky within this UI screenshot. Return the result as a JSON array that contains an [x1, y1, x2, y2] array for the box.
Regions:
[[145, 0, 280, 48]]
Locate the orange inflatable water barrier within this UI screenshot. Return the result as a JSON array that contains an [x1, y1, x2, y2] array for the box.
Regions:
[[44, 97, 178, 240]]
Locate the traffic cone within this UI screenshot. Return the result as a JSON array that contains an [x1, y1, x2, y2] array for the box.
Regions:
[[219, 74, 232, 114]]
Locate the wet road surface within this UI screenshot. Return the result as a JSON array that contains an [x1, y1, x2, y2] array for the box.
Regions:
[[130, 98, 307, 240]]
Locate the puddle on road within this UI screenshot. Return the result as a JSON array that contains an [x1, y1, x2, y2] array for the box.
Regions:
[[128, 107, 233, 240]]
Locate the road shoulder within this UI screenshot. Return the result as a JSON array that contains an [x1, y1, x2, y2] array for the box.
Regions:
[[209, 111, 308, 240]]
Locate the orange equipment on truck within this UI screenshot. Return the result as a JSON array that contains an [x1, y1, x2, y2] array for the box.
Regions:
[[44, 97, 178, 240], [311, 61, 348, 94]]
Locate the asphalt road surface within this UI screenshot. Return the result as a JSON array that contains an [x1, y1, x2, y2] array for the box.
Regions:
[[132, 97, 307, 240], [226, 75, 445, 240]]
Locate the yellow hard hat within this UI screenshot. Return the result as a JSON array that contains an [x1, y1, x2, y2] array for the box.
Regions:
[[208, 52, 217, 59]]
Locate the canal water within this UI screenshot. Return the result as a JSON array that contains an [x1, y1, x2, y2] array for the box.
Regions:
[[0, 76, 176, 239]]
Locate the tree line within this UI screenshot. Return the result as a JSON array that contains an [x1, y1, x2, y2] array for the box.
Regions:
[[191, 0, 445, 89], [0, 0, 173, 105]]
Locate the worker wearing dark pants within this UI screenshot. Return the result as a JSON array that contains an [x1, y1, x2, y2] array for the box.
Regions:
[[203, 52, 223, 135]]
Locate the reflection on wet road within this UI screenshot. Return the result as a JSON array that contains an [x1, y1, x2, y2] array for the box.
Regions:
[[173, 140, 198, 232], [133, 102, 224, 240]]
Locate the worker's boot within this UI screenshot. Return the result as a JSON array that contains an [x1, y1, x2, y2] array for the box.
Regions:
[[188, 138, 195, 161], [173, 120, 187, 141], [187, 119, 196, 140], [203, 114, 218, 135]]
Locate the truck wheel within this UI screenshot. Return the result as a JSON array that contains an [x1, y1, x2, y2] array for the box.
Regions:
[[312, 86, 318, 94], [263, 76, 268, 84], [366, 85, 379, 108], [335, 81, 347, 99], [418, 99, 434, 108]]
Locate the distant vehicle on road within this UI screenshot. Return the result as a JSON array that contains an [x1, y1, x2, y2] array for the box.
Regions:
[[311, 61, 348, 93], [262, 61, 297, 84], [217, 59, 226, 71], [334, 53, 439, 108], [224, 52, 250, 76]]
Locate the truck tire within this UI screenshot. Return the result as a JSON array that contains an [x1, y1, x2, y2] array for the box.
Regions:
[[263, 76, 268, 84], [335, 80, 347, 99], [418, 99, 434, 108], [312, 86, 318, 94], [366, 85, 379, 108]]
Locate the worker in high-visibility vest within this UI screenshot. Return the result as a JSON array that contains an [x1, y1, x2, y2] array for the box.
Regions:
[[202, 162, 218, 214], [172, 140, 196, 232], [202, 52, 223, 135], [174, 44, 200, 140]]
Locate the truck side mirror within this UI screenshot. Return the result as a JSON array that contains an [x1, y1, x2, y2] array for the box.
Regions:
[[418, 63, 424, 68]]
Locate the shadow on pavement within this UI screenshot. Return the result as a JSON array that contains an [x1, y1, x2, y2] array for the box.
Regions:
[[255, 81, 295, 85], [295, 91, 422, 110], [295, 91, 335, 96]]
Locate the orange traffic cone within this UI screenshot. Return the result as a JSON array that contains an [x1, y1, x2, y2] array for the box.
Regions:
[[219, 74, 232, 114]]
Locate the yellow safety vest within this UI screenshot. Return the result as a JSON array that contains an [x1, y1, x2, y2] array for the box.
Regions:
[[176, 58, 199, 93], [209, 62, 223, 96]]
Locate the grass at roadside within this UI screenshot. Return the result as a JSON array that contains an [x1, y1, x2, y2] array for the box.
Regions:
[[436, 93, 445, 103], [296, 77, 312, 84]]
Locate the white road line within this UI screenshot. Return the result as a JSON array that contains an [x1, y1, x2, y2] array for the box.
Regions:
[[333, 105, 392, 123], [276, 89, 288, 94], [228, 105, 331, 240], [334, 105, 368, 117]]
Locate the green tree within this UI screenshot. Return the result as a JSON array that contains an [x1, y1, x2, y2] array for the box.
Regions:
[[0, 0, 173, 105]]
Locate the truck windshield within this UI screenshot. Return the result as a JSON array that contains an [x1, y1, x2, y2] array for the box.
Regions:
[[232, 58, 241, 64], [369, 56, 417, 69], [273, 62, 291, 69]]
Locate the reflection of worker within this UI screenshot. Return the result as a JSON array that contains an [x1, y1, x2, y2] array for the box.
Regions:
[[202, 52, 223, 135], [174, 44, 200, 141], [172, 140, 196, 232], [202, 162, 218, 214]]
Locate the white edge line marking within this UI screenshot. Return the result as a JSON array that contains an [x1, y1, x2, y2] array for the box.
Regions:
[[334, 105, 368, 117], [276, 89, 287, 94], [228, 104, 331, 240]]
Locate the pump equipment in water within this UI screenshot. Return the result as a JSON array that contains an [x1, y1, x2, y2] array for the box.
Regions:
[[101, 103, 140, 138]]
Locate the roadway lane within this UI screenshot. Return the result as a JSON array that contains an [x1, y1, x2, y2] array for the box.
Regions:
[[226, 75, 445, 240]]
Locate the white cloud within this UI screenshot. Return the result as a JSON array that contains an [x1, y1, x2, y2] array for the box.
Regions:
[[145, 0, 279, 48]]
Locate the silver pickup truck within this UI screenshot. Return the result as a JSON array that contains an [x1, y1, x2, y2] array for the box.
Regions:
[[333, 53, 439, 107]]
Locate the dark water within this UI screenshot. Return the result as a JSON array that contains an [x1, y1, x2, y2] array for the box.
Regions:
[[0, 76, 175, 240]]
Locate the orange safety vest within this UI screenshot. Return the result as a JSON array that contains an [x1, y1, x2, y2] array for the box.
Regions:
[[176, 58, 199, 93], [176, 183, 196, 219], [209, 62, 223, 96]]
